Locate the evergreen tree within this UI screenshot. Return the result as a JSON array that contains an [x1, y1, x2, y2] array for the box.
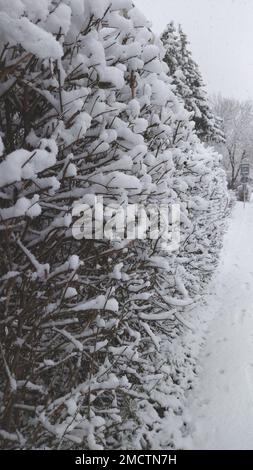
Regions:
[[161, 22, 224, 143]]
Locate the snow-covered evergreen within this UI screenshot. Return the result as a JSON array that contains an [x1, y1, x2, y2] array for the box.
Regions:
[[0, 0, 228, 449], [161, 22, 224, 144]]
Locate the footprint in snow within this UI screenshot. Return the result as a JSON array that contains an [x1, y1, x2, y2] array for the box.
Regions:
[[240, 309, 247, 323], [245, 365, 253, 402], [217, 337, 227, 343]]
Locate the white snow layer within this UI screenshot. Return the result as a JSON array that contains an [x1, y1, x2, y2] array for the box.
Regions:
[[186, 201, 253, 450]]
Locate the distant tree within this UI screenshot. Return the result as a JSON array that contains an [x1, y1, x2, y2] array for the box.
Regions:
[[161, 22, 224, 143], [212, 95, 253, 188]]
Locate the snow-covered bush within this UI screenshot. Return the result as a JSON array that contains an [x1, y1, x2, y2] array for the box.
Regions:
[[0, 0, 228, 449]]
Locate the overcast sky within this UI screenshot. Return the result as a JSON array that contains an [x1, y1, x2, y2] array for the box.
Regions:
[[134, 0, 253, 102]]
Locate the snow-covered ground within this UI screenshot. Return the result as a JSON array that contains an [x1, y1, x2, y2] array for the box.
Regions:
[[187, 199, 253, 450]]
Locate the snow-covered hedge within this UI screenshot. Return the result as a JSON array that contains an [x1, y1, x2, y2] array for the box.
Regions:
[[0, 0, 228, 449]]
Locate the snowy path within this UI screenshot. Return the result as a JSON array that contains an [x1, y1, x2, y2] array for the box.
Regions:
[[188, 200, 253, 450]]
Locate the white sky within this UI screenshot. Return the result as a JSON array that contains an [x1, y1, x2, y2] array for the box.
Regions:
[[134, 0, 253, 101]]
